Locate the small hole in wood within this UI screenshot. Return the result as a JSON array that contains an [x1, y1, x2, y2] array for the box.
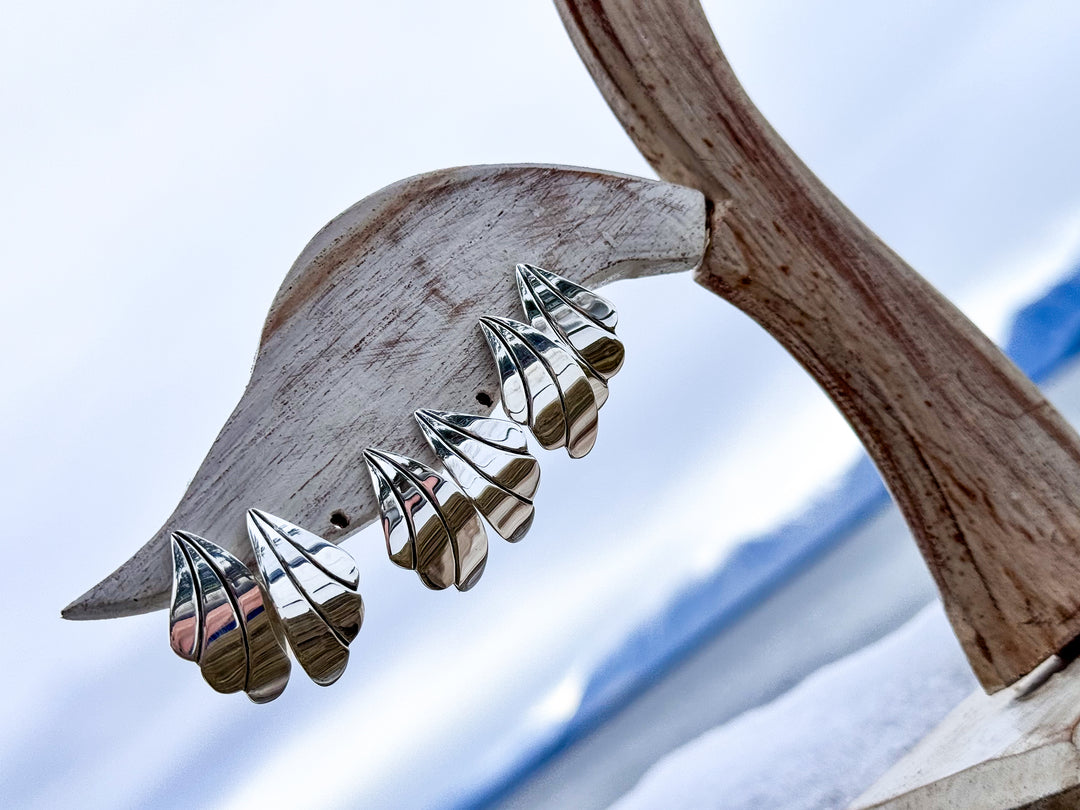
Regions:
[[476, 391, 494, 407], [329, 510, 350, 529]]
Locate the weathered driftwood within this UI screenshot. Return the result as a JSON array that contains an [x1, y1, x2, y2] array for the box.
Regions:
[[62, 165, 706, 620], [851, 653, 1080, 809], [557, 0, 1080, 691]]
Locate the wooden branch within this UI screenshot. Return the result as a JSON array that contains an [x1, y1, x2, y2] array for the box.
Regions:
[[62, 164, 706, 621], [557, 0, 1080, 691], [852, 654, 1080, 809]]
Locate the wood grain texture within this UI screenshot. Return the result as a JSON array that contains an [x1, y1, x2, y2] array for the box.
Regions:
[[851, 654, 1080, 809], [62, 164, 706, 620], [557, 0, 1080, 690]]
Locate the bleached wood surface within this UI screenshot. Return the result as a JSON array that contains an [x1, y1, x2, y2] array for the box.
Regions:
[[852, 654, 1080, 809], [63, 164, 706, 620], [557, 0, 1080, 691]]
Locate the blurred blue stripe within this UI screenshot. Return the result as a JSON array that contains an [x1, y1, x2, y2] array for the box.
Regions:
[[1005, 270, 1080, 384], [458, 264, 1080, 810]]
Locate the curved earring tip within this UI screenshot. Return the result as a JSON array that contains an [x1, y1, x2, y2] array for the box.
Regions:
[[456, 556, 487, 591], [505, 510, 534, 544], [567, 431, 597, 458]]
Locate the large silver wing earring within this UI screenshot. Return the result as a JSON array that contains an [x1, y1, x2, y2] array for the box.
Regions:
[[246, 509, 364, 687], [478, 315, 599, 458], [514, 262, 624, 408], [363, 447, 488, 591], [414, 409, 540, 543], [169, 531, 291, 702]]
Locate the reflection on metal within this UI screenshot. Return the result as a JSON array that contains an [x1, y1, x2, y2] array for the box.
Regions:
[[168, 531, 291, 702], [363, 447, 488, 591], [478, 316, 599, 458], [247, 509, 363, 687], [515, 263, 624, 407], [522, 262, 618, 330], [415, 409, 540, 543]]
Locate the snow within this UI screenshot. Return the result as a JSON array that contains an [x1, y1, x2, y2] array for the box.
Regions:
[[610, 604, 976, 810]]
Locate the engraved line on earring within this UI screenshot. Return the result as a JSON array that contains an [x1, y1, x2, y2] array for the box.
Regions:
[[415, 409, 540, 543], [515, 263, 624, 384], [478, 315, 599, 458], [363, 447, 488, 591], [518, 262, 618, 330]]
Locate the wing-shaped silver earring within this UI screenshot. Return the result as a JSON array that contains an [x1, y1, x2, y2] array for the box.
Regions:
[[169, 531, 291, 702], [363, 447, 488, 591], [478, 315, 599, 458], [414, 409, 540, 543], [515, 263, 624, 407], [246, 509, 364, 686]]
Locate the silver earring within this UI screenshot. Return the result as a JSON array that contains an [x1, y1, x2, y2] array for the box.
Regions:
[[363, 447, 488, 591], [169, 531, 291, 702], [479, 315, 599, 458], [414, 409, 540, 543], [246, 509, 364, 687], [515, 263, 624, 407]]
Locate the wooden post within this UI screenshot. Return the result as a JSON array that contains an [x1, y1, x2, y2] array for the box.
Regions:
[[557, 0, 1080, 692]]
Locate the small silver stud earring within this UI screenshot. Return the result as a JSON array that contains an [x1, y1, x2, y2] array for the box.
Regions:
[[479, 315, 599, 458], [415, 409, 540, 543], [515, 263, 624, 407], [363, 447, 488, 591], [169, 531, 291, 702], [246, 509, 364, 687]]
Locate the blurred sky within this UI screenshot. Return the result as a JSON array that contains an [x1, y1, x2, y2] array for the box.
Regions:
[[3, 1, 1080, 808]]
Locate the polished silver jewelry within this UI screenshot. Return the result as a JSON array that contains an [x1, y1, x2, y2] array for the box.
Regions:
[[169, 530, 291, 702], [415, 409, 540, 543], [166, 266, 621, 700], [247, 509, 364, 686], [515, 263, 624, 407], [479, 315, 599, 458], [363, 447, 488, 591]]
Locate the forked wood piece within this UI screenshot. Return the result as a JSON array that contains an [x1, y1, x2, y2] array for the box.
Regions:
[[62, 164, 706, 620], [558, 0, 1080, 691], [851, 654, 1080, 809]]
